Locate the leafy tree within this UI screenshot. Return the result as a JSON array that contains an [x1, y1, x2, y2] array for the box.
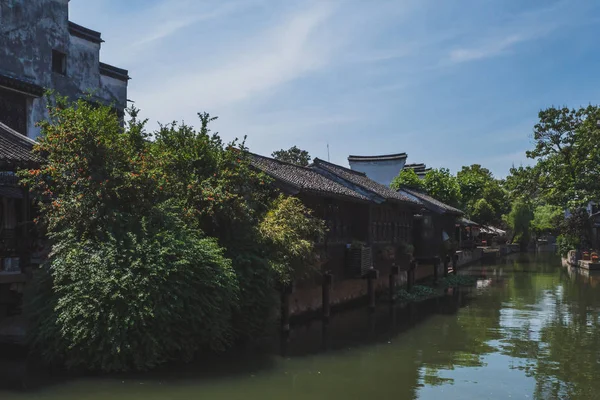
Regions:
[[29, 207, 239, 372], [503, 164, 546, 204], [531, 204, 563, 238], [423, 168, 462, 208], [457, 164, 508, 224], [503, 200, 534, 247], [559, 208, 592, 250], [390, 168, 424, 191], [526, 105, 600, 208], [21, 98, 326, 371], [271, 145, 311, 166], [21, 98, 240, 371], [259, 195, 326, 284], [470, 198, 496, 226]]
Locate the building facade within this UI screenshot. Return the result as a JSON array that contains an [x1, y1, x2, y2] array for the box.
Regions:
[[0, 0, 129, 139]]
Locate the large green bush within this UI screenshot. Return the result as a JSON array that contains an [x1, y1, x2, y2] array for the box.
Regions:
[[28, 209, 239, 372], [21, 98, 327, 371]]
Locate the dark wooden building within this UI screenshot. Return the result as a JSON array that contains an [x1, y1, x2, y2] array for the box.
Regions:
[[397, 187, 463, 260], [0, 123, 39, 331], [250, 154, 423, 315]]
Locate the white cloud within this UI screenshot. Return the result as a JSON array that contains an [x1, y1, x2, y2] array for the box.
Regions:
[[448, 34, 526, 63], [135, 1, 339, 123]]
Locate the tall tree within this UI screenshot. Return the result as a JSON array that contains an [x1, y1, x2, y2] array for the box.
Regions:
[[271, 146, 311, 166], [503, 200, 534, 247], [390, 168, 424, 191], [530, 204, 563, 238], [457, 164, 508, 224], [471, 198, 496, 226], [423, 168, 462, 208], [526, 105, 600, 208]]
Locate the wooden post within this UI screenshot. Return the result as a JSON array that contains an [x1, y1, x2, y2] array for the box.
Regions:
[[453, 254, 459, 275], [444, 255, 450, 277], [281, 283, 292, 334], [19, 186, 31, 276], [322, 272, 333, 320], [407, 259, 417, 291], [367, 269, 377, 310], [389, 265, 399, 302]]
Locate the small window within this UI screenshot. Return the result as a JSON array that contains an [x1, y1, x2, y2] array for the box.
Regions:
[[52, 50, 67, 75]]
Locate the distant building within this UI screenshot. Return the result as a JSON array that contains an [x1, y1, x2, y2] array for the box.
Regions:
[[403, 163, 432, 180], [0, 0, 129, 139], [347, 153, 407, 187]]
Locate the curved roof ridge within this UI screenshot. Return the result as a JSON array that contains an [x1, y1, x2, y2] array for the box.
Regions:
[[348, 153, 408, 162]]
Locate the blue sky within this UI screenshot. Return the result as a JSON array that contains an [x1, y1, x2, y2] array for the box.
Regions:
[[70, 0, 600, 178]]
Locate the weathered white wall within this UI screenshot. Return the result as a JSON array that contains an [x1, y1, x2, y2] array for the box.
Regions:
[[0, 0, 128, 138], [348, 159, 407, 187], [100, 75, 128, 110]]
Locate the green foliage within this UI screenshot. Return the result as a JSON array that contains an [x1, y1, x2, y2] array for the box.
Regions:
[[560, 209, 592, 250], [439, 275, 477, 288], [271, 146, 311, 166], [393, 285, 437, 302], [531, 205, 563, 237], [423, 168, 462, 208], [556, 234, 580, 257], [503, 200, 534, 246], [28, 211, 239, 372], [390, 168, 424, 191], [259, 195, 326, 284], [457, 164, 508, 224], [504, 165, 545, 204], [21, 98, 328, 371], [526, 105, 600, 208], [471, 198, 496, 226]]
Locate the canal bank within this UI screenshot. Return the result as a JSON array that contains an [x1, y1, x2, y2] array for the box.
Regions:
[[7, 253, 600, 399]]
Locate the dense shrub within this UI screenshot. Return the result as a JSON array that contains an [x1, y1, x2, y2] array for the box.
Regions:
[[557, 234, 581, 257], [21, 98, 327, 371], [259, 195, 327, 284], [28, 208, 239, 372]]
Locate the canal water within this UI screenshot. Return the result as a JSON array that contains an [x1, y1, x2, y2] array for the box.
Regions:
[[3, 253, 600, 399]]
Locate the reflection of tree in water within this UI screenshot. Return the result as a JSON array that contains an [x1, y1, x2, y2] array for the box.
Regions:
[[413, 286, 506, 386], [497, 259, 600, 399]]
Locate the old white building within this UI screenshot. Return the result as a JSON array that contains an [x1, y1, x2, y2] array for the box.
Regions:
[[347, 154, 408, 187], [0, 0, 129, 139]]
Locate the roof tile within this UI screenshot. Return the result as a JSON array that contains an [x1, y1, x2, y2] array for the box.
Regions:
[[312, 158, 420, 205], [249, 154, 370, 202], [0, 123, 40, 169]]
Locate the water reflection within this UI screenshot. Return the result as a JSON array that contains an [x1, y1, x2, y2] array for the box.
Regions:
[[5, 254, 600, 399]]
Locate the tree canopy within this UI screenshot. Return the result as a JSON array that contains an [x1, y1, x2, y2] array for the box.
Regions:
[[422, 168, 462, 208], [21, 98, 325, 372], [457, 164, 508, 225], [271, 146, 311, 166], [390, 168, 424, 191], [524, 105, 600, 208]]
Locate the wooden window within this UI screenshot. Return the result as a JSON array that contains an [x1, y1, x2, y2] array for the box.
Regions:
[[52, 50, 67, 75]]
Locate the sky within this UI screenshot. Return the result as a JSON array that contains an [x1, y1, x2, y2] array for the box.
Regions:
[[70, 0, 600, 178]]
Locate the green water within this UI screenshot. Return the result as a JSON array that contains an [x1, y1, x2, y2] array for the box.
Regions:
[[4, 254, 600, 399]]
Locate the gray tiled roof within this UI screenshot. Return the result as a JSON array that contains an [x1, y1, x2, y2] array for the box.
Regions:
[[0, 123, 40, 169], [400, 187, 463, 215], [403, 163, 431, 175], [312, 158, 420, 205], [249, 153, 370, 202], [348, 153, 407, 162]]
